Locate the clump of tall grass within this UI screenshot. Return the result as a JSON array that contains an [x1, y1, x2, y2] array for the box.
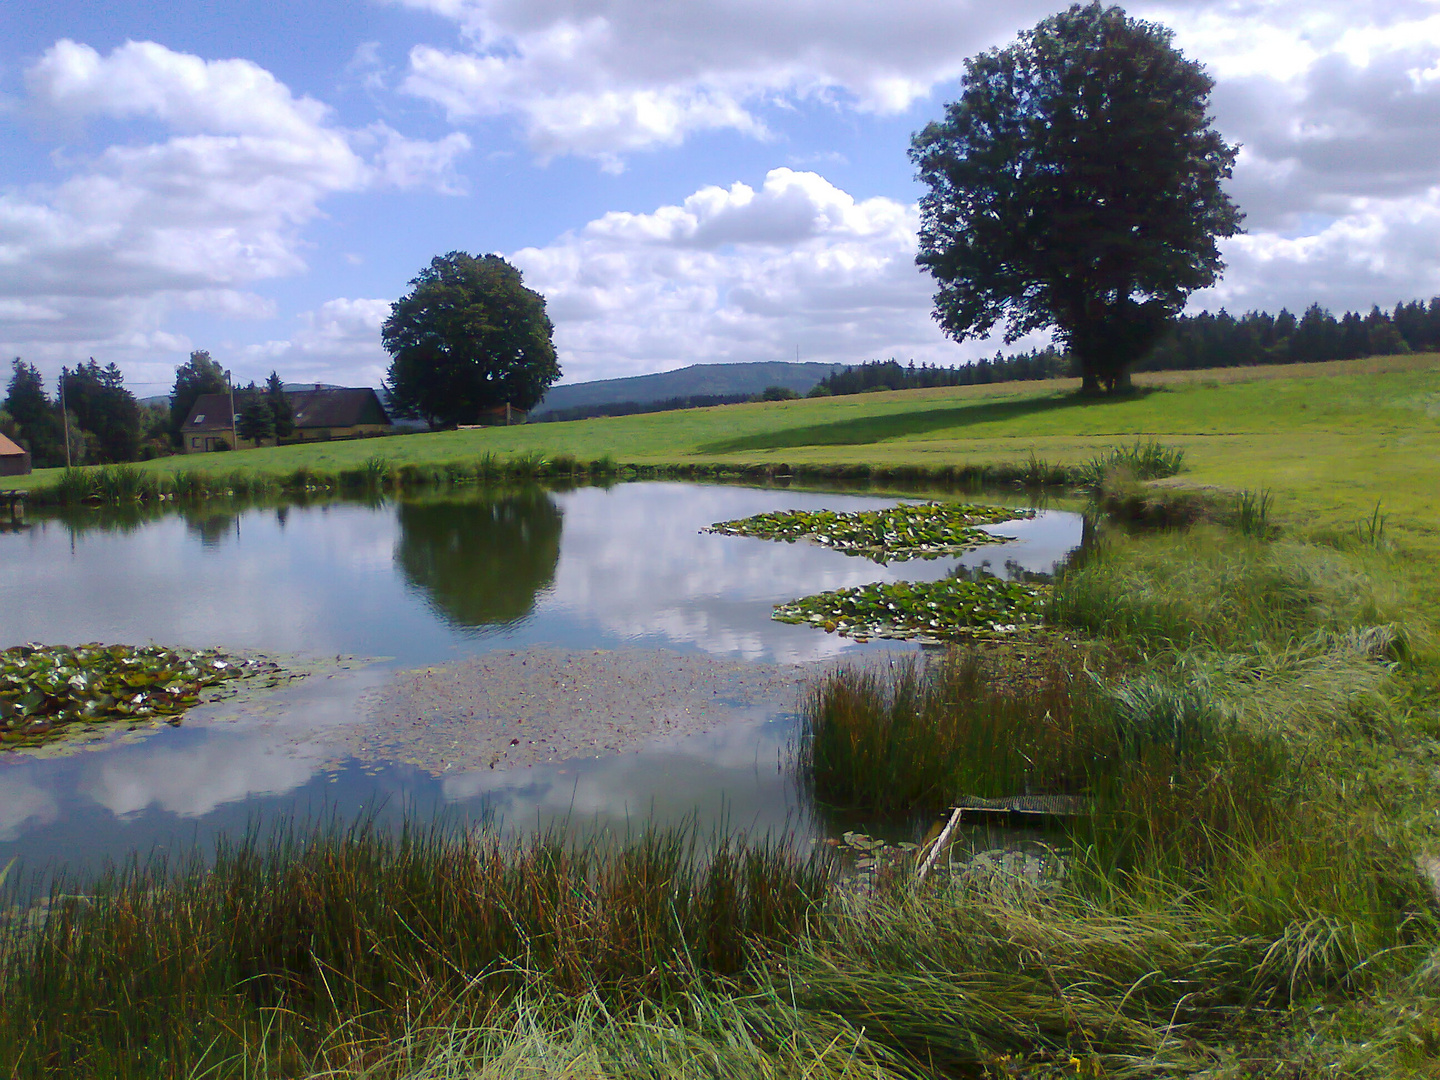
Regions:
[[88, 463, 152, 502], [509, 450, 549, 478], [781, 842, 1431, 1077], [299, 989, 897, 1080], [170, 467, 208, 500], [1233, 487, 1275, 538], [798, 653, 1097, 814], [1078, 439, 1186, 486], [475, 451, 503, 480], [0, 818, 826, 1077], [1050, 529, 1393, 653], [53, 466, 95, 504], [360, 454, 393, 490], [548, 452, 580, 476], [1356, 500, 1389, 548], [1018, 450, 1069, 488]]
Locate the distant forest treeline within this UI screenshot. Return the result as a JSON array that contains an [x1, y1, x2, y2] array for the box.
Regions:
[[812, 297, 1440, 396]]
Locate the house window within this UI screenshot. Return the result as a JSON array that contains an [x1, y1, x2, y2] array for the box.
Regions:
[[193, 414, 205, 424], [191, 438, 200, 448]]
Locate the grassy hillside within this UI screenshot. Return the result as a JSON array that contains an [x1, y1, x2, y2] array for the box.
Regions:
[[12, 353, 1438, 535]]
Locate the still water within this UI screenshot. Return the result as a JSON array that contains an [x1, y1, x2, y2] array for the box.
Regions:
[[0, 482, 1084, 878]]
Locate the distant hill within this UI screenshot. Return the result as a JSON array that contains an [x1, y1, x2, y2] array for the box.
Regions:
[[533, 362, 843, 416]]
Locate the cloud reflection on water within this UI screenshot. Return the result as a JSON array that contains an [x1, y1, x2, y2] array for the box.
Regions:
[[0, 484, 1083, 864]]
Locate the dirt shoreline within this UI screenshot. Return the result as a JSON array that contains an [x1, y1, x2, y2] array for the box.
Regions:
[[337, 645, 913, 775]]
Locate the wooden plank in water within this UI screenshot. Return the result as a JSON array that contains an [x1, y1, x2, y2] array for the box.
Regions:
[[956, 794, 1088, 820]]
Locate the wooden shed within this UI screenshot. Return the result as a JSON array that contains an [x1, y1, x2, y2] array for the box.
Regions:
[[0, 432, 31, 476]]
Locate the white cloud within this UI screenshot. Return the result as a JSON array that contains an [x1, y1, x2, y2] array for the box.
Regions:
[[1141, 5, 1440, 312], [384, 0, 1440, 334], [512, 167, 955, 381], [395, 0, 1050, 163], [0, 40, 468, 371], [1199, 191, 1440, 314], [241, 298, 393, 385]]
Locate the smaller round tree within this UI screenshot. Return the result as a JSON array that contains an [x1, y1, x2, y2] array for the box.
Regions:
[[382, 252, 560, 427], [911, 2, 1243, 393]]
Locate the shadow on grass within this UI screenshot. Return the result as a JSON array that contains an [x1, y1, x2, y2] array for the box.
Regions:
[[699, 387, 1158, 453]]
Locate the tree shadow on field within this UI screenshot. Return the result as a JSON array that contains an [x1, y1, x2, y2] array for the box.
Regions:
[[698, 387, 1157, 453]]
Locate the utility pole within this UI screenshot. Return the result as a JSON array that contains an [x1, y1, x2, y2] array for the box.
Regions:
[[60, 366, 72, 468], [227, 369, 238, 451]]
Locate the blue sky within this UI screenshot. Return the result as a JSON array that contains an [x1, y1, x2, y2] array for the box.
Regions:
[[4, 1, 1440, 396]]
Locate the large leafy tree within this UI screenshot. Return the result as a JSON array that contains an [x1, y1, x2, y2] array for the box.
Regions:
[[911, 2, 1243, 393], [382, 252, 560, 427], [169, 349, 229, 442]]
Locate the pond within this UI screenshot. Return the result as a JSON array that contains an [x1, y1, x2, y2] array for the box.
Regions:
[[0, 482, 1085, 882]]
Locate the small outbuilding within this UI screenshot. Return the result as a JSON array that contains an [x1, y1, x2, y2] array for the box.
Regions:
[[0, 432, 31, 476]]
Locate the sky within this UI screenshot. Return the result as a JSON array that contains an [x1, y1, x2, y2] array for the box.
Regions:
[[3, 1, 1440, 397]]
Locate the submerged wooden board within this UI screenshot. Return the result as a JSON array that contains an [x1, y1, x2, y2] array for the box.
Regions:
[[956, 794, 1089, 820]]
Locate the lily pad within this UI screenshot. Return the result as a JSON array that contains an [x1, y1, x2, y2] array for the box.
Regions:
[[0, 643, 275, 749], [707, 502, 1033, 563], [773, 578, 1048, 643]]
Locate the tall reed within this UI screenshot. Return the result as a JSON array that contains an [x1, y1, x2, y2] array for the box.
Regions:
[[0, 818, 827, 1078], [1233, 487, 1275, 538], [797, 652, 1098, 814], [53, 466, 95, 504]]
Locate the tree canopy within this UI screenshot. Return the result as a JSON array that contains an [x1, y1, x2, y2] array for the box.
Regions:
[[238, 399, 275, 444], [382, 252, 560, 427], [265, 371, 295, 439], [4, 359, 63, 466], [911, 2, 1242, 393], [61, 359, 142, 463], [169, 350, 228, 441]]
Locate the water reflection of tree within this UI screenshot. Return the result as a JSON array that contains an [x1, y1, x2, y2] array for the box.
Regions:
[[395, 488, 564, 630], [185, 511, 239, 549]]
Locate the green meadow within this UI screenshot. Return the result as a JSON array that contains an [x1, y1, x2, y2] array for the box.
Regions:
[[12, 353, 1440, 532]]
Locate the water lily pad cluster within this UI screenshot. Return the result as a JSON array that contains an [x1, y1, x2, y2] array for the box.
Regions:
[[774, 578, 1048, 643], [0, 643, 263, 747], [707, 502, 1033, 562]]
